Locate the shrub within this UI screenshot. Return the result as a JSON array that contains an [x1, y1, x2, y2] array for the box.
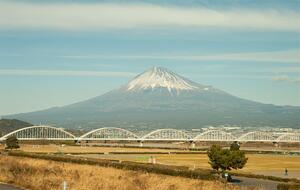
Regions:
[[277, 183, 300, 190], [5, 136, 20, 150]]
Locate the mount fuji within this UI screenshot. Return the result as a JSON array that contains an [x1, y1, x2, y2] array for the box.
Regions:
[[6, 67, 300, 129]]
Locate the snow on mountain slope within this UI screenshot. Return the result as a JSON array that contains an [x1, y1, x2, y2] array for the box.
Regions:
[[125, 67, 209, 92]]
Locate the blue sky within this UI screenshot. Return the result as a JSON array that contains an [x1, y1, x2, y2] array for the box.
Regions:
[[0, 0, 299, 116]]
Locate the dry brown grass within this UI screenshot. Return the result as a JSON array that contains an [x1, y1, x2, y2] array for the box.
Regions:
[[76, 153, 300, 172], [156, 154, 300, 172], [0, 156, 243, 190], [2, 144, 299, 172]]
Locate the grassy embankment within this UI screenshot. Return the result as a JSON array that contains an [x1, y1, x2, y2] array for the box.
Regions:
[[0, 155, 244, 190]]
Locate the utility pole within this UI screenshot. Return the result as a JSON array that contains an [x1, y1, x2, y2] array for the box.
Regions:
[[61, 181, 68, 190]]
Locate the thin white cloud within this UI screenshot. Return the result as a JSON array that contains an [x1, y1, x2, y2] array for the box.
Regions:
[[191, 74, 271, 79], [272, 75, 300, 84], [0, 2, 299, 31], [0, 69, 281, 80], [59, 49, 300, 63], [272, 66, 300, 73], [182, 49, 300, 63], [2, 49, 299, 63], [0, 69, 135, 77], [272, 75, 290, 82], [292, 78, 300, 83]]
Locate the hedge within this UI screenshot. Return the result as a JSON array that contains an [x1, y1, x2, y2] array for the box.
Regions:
[[277, 183, 300, 190]]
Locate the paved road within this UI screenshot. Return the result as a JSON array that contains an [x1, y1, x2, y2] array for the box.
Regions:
[[232, 176, 280, 190], [0, 184, 23, 190]]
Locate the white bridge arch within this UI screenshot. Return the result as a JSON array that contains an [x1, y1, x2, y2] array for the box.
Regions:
[[1, 126, 300, 143], [276, 133, 300, 142], [141, 129, 191, 141], [193, 130, 236, 141], [0, 125, 75, 140], [237, 131, 275, 142], [79, 127, 139, 141]]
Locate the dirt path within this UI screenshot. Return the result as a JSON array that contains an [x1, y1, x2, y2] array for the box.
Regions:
[[232, 176, 280, 190], [0, 183, 23, 190], [250, 170, 300, 179]]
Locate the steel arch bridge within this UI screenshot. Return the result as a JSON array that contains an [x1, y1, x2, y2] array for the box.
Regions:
[[141, 129, 191, 141], [193, 130, 236, 141], [0, 125, 75, 140], [79, 127, 139, 141], [237, 131, 276, 142], [0, 126, 300, 143], [276, 133, 300, 142]]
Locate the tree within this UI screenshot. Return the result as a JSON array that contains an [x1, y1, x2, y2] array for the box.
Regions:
[[207, 143, 247, 173], [229, 149, 248, 170], [230, 141, 240, 151], [5, 136, 20, 150]]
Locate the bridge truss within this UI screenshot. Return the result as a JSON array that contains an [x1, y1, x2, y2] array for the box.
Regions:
[[141, 129, 191, 141], [0, 126, 300, 143], [276, 133, 300, 142], [79, 127, 139, 141], [0, 125, 75, 140], [194, 130, 236, 141], [237, 131, 275, 142]]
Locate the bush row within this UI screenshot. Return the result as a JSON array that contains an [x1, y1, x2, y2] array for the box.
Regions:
[[277, 183, 300, 190], [68, 151, 206, 155], [8, 151, 217, 181]]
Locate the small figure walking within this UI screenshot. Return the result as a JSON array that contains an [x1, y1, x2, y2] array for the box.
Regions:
[[285, 168, 288, 176]]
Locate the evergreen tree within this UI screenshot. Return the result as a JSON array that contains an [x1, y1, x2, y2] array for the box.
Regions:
[[5, 136, 20, 150], [207, 143, 247, 172], [230, 141, 240, 151]]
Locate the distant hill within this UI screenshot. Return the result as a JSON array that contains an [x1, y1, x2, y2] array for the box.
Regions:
[[0, 119, 33, 136], [5, 67, 300, 129]]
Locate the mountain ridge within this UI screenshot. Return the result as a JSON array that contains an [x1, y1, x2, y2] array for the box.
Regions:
[[0, 119, 33, 135], [5, 67, 300, 129]]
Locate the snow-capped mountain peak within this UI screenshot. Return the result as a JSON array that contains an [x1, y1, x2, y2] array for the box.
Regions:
[[125, 66, 201, 92]]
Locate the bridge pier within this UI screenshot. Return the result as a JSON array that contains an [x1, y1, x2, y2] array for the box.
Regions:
[[139, 141, 143, 147], [190, 141, 195, 149]]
